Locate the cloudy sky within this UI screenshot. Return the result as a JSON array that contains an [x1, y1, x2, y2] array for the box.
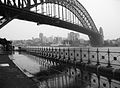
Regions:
[[0, 0, 120, 40]]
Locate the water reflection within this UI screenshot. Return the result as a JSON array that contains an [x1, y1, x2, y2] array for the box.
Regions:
[[10, 51, 120, 88]]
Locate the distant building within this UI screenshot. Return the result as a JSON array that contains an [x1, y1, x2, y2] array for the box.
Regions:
[[39, 33, 43, 42], [47, 36, 54, 43], [53, 37, 63, 44], [42, 36, 47, 43], [79, 39, 85, 44], [67, 32, 80, 40]]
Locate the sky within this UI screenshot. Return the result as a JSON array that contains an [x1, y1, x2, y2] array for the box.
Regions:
[[0, 0, 120, 40]]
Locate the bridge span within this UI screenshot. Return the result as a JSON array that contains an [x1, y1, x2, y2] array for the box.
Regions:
[[0, 0, 104, 46]]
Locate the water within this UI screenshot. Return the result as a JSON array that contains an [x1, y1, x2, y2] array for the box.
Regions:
[[9, 50, 120, 88]]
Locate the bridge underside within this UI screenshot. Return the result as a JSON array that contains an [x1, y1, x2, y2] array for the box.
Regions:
[[0, 4, 103, 47]]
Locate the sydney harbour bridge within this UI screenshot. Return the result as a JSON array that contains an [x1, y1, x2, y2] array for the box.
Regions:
[[0, 0, 104, 46]]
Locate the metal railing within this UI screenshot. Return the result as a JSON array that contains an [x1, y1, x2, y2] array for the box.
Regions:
[[21, 46, 120, 69]]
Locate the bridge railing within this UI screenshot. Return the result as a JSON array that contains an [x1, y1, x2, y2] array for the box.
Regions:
[[20, 46, 120, 69]]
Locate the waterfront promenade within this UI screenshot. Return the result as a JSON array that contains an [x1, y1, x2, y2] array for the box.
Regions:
[[0, 53, 38, 88]]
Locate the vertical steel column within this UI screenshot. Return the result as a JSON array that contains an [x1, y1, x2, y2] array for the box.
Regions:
[[69, 10, 71, 22], [27, 0, 31, 10], [35, 0, 37, 13], [7, 0, 9, 5], [13, 0, 16, 7], [62, 4, 64, 20], [78, 18, 80, 25], [73, 13, 74, 24], [78, 20, 80, 25], [58, 4, 60, 18], [22, 0, 24, 8], [75, 15, 76, 24], [18, 0, 20, 8], [65, 6, 67, 21], [53, 3, 56, 17], [41, 0, 44, 14], [46, 2, 47, 15], [51, 3, 52, 16], [4, 0, 6, 4], [48, 3, 50, 16]]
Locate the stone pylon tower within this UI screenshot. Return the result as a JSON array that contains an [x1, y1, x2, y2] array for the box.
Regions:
[[99, 27, 104, 38]]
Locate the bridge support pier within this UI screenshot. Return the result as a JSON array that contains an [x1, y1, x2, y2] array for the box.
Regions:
[[89, 34, 104, 47]]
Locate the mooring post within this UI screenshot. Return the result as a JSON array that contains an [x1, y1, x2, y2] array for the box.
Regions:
[[96, 48, 100, 65]]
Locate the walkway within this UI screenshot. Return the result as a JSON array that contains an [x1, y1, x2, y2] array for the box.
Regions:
[[0, 53, 38, 88]]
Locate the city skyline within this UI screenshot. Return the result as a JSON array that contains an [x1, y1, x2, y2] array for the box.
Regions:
[[0, 0, 120, 40]]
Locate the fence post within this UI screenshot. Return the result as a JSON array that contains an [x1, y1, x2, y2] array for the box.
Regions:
[[52, 47, 54, 58], [63, 48, 65, 61], [108, 79, 112, 88], [87, 48, 90, 64], [74, 48, 76, 63], [107, 49, 112, 67], [46, 48, 48, 57], [55, 48, 57, 59], [80, 48, 83, 63], [96, 48, 100, 65], [68, 48, 70, 61], [59, 48, 61, 59], [48, 47, 50, 57], [41, 48, 43, 57]]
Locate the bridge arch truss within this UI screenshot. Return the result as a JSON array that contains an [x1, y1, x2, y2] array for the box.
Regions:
[[0, 0, 104, 46]]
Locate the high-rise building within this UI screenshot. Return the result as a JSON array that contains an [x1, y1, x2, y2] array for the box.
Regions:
[[53, 37, 63, 44], [47, 36, 54, 43], [39, 33, 43, 42], [67, 32, 80, 40]]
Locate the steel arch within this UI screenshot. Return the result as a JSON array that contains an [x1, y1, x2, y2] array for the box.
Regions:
[[26, 0, 99, 33], [0, 0, 104, 46]]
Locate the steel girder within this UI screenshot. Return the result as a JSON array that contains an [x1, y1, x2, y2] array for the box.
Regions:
[[0, 0, 99, 32]]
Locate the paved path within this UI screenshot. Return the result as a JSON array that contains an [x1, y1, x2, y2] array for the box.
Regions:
[[0, 54, 38, 88]]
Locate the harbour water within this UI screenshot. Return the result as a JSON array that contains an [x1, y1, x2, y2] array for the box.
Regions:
[[9, 47, 120, 88]]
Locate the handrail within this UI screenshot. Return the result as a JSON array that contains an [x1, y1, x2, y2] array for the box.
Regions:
[[20, 46, 120, 69]]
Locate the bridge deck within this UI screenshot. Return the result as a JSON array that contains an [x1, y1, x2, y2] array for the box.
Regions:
[[0, 54, 38, 88]]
